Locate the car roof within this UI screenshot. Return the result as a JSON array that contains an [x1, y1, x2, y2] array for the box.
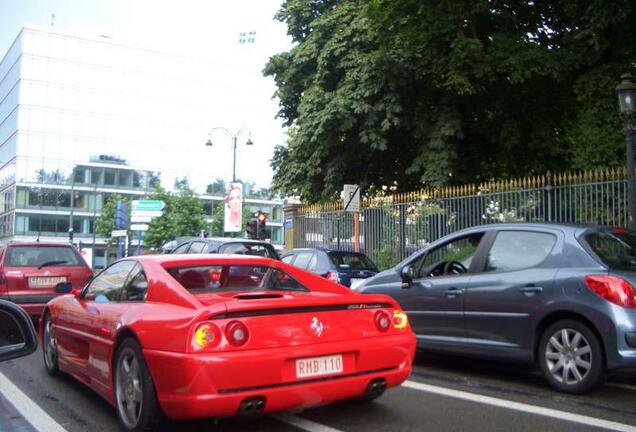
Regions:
[[284, 247, 369, 254], [454, 221, 616, 235], [4, 241, 76, 247], [131, 253, 278, 266], [178, 237, 273, 246]]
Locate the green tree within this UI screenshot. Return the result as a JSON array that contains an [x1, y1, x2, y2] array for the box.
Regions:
[[265, 0, 636, 202], [95, 195, 131, 240], [143, 188, 174, 248], [143, 186, 207, 248]]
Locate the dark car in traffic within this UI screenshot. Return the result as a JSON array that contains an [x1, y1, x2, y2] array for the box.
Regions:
[[281, 248, 379, 289], [0, 241, 93, 317], [358, 223, 636, 393], [169, 237, 280, 260]]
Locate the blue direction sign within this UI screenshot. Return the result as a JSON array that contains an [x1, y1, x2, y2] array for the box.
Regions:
[[131, 200, 165, 212]]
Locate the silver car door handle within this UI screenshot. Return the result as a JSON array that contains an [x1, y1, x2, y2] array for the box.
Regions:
[[444, 288, 463, 297], [520, 286, 543, 294]]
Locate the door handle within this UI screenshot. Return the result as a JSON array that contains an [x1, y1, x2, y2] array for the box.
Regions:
[[520, 286, 543, 295], [444, 288, 463, 297]]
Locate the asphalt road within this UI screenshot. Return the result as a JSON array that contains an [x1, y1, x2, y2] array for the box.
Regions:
[[1, 346, 636, 432]]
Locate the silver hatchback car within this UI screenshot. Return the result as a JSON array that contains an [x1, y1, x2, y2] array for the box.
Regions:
[[359, 223, 636, 393]]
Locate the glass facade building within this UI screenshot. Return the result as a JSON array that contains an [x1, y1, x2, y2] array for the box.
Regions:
[[0, 27, 283, 266]]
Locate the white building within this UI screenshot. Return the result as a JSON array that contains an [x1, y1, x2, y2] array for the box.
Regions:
[[0, 27, 284, 268]]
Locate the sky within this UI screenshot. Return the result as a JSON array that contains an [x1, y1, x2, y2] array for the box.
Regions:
[[0, 0, 292, 188]]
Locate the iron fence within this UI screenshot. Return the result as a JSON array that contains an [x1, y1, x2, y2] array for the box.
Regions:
[[292, 169, 629, 269]]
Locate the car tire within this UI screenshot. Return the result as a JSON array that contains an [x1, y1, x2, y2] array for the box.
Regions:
[[538, 319, 604, 394], [42, 312, 60, 376], [114, 338, 164, 432]]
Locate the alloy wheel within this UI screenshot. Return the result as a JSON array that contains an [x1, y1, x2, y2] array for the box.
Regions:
[[115, 347, 143, 429], [43, 317, 57, 370], [544, 328, 592, 386]]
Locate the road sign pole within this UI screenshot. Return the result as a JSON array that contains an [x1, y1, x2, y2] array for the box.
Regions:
[[354, 212, 359, 253], [117, 237, 123, 259], [136, 231, 142, 256]]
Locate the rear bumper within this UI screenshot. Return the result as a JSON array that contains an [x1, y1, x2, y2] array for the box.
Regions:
[[0, 294, 55, 317], [144, 333, 415, 420]]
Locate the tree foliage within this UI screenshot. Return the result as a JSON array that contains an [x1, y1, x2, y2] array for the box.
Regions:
[[141, 184, 207, 249], [95, 194, 131, 240], [265, 0, 636, 202]]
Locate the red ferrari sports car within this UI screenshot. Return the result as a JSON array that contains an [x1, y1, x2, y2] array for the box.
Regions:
[[40, 254, 415, 432]]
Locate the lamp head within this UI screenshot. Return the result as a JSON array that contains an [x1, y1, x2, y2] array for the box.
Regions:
[[616, 73, 636, 115]]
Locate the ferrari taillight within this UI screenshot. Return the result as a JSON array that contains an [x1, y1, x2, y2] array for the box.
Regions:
[[374, 310, 391, 332], [584, 275, 636, 308], [192, 322, 221, 351], [225, 321, 249, 346], [393, 309, 408, 329]]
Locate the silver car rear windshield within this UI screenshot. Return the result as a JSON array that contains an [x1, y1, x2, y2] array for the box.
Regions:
[[584, 230, 636, 270]]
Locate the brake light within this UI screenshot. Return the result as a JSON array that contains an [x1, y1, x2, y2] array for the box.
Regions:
[[393, 309, 408, 329], [612, 227, 628, 235], [192, 322, 221, 351], [225, 321, 249, 346], [326, 272, 339, 283], [375, 310, 391, 332], [584, 275, 636, 308]]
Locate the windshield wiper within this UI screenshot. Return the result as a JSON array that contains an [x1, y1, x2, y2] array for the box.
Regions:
[[38, 260, 68, 269]]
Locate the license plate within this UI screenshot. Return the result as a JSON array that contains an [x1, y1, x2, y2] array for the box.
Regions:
[[296, 354, 343, 379], [28, 276, 67, 288]]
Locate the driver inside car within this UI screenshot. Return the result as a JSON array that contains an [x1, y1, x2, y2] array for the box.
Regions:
[[423, 234, 483, 277]]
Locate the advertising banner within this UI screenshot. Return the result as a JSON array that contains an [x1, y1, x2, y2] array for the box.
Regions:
[[224, 182, 243, 232]]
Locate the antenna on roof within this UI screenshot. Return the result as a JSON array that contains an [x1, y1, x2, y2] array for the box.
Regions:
[[50, 13, 56, 27]]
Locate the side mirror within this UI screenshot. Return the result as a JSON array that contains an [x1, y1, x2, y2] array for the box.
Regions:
[[0, 300, 38, 362], [400, 265, 415, 286], [55, 282, 72, 294]]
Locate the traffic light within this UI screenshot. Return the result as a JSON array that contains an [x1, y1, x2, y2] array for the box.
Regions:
[[246, 219, 258, 239], [257, 211, 267, 240]]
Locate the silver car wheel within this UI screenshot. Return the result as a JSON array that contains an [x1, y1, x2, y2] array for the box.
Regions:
[[115, 347, 143, 429], [545, 328, 592, 386], [43, 317, 57, 370]]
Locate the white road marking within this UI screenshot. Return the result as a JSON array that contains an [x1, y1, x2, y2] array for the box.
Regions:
[[606, 382, 636, 392], [272, 413, 345, 432], [0, 371, 68, 432], [403, 380, 636, 432]]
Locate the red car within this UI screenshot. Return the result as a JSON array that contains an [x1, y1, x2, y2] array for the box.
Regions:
[[41, 254, 415, 432], [0, 241, 93, 317]]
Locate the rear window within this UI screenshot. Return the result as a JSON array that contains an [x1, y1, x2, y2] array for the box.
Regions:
[[218, 243, 279, 260], [328, 252, 378, 271], [584, 231, 636, 270], [5, 246, 82, 267], [166, 265, 308, 293]]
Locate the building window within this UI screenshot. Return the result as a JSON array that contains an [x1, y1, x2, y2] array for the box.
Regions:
[[90, 169, 102, 185], [104, 169, 116, 186], [119, 170, 132, 188]]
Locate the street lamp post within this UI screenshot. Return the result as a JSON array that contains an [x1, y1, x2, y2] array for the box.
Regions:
[[205, 127, 253, 182], [616, 73, 636, 231]]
